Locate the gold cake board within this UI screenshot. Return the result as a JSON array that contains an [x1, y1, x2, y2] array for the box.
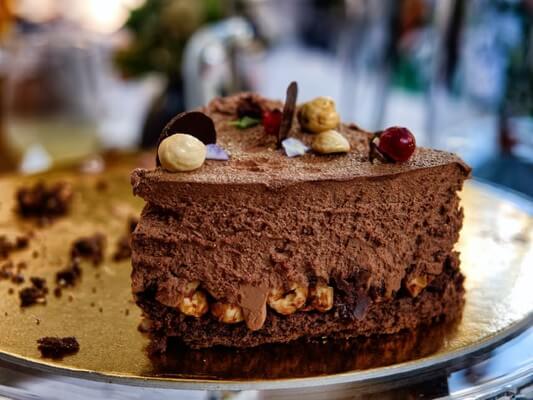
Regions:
[[0, 154, 531, 391]]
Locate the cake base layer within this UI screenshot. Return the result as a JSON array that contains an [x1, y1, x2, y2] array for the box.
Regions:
[[138, 260, 464, 351]]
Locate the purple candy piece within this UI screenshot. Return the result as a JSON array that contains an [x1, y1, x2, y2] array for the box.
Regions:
[[206, 143, 229, 160], [282, 138, 309, 157]]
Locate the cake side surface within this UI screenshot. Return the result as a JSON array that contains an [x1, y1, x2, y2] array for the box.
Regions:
[[130, 91, 470, 349]]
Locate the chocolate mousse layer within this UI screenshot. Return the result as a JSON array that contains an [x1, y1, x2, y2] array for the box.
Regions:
[[131, 93, 470, 349]]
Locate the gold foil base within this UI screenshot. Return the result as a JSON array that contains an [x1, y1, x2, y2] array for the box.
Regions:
[[0, 155, 531, 390]]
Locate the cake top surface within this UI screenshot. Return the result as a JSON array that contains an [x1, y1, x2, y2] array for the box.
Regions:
[[133, 92, 470, 188]]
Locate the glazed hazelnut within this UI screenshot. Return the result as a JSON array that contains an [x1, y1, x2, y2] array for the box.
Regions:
[[211, 303, 244, 324], [268, 283, 308, 315], [312, 130, 350, 154], [309, 284, 334, 312], [298, 97, 340, 133], [158, 134, 206, 172]]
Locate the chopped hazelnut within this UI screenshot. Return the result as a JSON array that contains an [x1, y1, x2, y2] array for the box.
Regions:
[[178, 289, 208, 317], [268, 283, 308, 315], [309, 283, 334, 312], [211, 303, 244, 324]]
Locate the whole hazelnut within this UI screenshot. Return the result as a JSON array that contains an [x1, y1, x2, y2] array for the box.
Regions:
[[312, 130, 350, 154], [298, 97, 340, 133], [158, 134, 207, 172]]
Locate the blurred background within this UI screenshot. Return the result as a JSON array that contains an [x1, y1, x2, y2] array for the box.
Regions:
[[0, 0, 531, 196]]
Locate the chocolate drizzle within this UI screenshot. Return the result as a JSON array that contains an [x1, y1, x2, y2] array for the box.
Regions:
[[156, 112, 217, 166], [278, 81, 298, 147]]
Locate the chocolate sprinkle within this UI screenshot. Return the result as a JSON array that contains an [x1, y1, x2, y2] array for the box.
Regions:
[[278, 81, 298, 147], [37, 337, 79, 359], [156, 111, 217, 166]]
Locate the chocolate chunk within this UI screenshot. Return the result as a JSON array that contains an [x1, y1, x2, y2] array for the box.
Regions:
[[37, 337, 79, 359], [71, 234, 105, 266], [16, 181, 73, 220], [236, 95, 263, 119], [278, 81, 298, 147], [156, 112, 217, 166], [56, 259, 82, 287]]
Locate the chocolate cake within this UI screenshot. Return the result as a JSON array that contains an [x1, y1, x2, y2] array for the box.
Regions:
[[131, 89, 470, 350]]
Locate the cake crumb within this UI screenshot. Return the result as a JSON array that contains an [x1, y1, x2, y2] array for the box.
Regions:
[[19, 287, 47, 307], [71, 234, 105, 266], [37, 337, 79, 359], [53, 287, 62, 298], [16, 182, 73, 224], [56, 259, 82, 287]]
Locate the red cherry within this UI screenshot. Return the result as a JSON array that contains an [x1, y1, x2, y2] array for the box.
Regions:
[[376, 127, 416, 162], [262, 109, 282, 136]]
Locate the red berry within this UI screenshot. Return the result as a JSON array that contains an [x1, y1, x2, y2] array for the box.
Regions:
[[262, 109, 282, 136], [376, 127, 416, 162]]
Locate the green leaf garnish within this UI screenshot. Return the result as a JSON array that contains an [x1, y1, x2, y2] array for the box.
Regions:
[[229, 116, 260, 129]]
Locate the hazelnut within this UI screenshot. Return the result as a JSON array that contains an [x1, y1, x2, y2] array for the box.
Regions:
[[211, 302, 244, 324], [406, 276, 427, 297], [309, 284, 334, 312], [312, 130, 350, 154], [298, 97, 340, 133], [178, 289, 209, 317], [268, 283, 308, 315], [158, 134, 206, 172]]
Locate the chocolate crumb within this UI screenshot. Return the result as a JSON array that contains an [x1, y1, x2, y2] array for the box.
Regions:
[[98, 307, 103, 313], [17, 261, 27, 271], [113, 236, 131, 261], [56, 259, 82, 287], [71, 234, 105, 266], [91, 287, 96, 294], [138, 319, 151, 333], [4, 312, 7, 317], [68, 294, 73, 302], [15, 236, 29, 249], [35, 318, 40, 325], [125, 309, 130, 316], [11, 274, 24, 284], [8, 288, 14, 295], [0, 260, 14, 280], [37, 337, 79, 359], [30, 277, 47, 290], [0, 235, 29, 259], [53, 287, 62, 298], [19, 287, 47, 307], [32, 250, 39, 259], [16, 182, 73, 222], [90, 302, 95, 307]]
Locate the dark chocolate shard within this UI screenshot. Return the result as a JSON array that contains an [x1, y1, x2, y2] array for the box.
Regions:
[[278, 81, 298, 147], [156, 111, 217, 166]]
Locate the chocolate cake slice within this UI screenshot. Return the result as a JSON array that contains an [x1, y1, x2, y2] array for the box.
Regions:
[[131, 91, 470, 350]]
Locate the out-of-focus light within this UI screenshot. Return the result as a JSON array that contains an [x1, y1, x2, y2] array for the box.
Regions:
[[14, 0, 147, 33], [13, 0, 58, 23], [68, 0, 146, 34]]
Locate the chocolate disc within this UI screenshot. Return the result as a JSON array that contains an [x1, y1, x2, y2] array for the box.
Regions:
[[278, 81, 298, 147], [156, 111, 217, 166]]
